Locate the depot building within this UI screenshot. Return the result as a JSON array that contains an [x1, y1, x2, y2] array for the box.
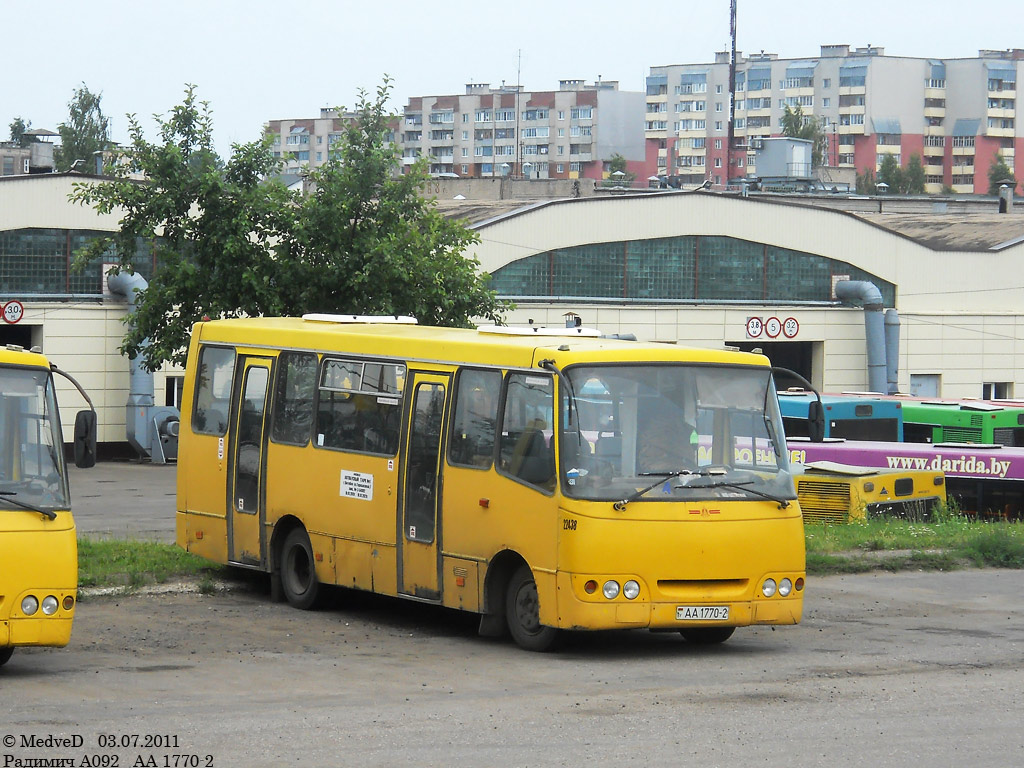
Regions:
[[3, 171, 1024, 454]]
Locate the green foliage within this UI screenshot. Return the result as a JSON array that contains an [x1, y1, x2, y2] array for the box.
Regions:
[[779, 105, 827, 168], [804, 515, 1024, 574], [903, 154, 926, 194], [855, 168, 876, 194], [286, 78, 511, 327], [72, 80, 508, 371], [987, 153, 1016, 195], [876, 153, 902, 192], [874, 153, 926, 195], [78, 538, 223, 589], [71, 85, 294, 371], [605, 153, 636, 185], [8, 116, 34, 147], [55, 83, 111, 172]]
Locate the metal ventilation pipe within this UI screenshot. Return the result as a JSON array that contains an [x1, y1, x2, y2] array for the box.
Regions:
[[884, 309, 900, 394], [107, 271, 180, 462], [835, 280, 887, 394]]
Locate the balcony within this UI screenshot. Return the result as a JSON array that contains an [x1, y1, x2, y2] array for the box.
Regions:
[[924, 107, 946, 119], [987, 107, 1016, 119], [986, 125, 1015, 138]]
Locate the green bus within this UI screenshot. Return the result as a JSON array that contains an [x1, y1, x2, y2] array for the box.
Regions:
[[900, 399, 1024, 446]]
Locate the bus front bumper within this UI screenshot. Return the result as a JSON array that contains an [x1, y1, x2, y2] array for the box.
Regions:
[[553, 572, 803, 631], [1, 616, 73, 648]]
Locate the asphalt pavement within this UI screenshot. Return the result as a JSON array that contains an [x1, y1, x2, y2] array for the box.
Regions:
[[68, 460, 177, 542]]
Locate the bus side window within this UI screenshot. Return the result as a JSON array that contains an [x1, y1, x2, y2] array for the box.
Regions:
[[271, 351, 317, 446], [315, 358, 404, 456], [192, 346, 235, 436], [498, 373, 555, 491], [449, 368, 501, 469]]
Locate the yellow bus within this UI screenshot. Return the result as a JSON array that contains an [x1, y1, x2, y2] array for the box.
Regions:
[[176, 316, 805, 650], [1, 345, 96, 668]]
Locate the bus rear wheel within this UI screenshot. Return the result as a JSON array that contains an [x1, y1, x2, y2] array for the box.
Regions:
[[280, 528, 319, 610], [506, 565, 560, 652], [680, 627, 735, 644], [0, 647, 13, 667]]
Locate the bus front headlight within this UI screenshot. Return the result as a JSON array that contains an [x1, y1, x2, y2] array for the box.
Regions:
[[761, 579, 777, 598], [21, 596, 39, 616], [602, 580, 620, 599], [778, 578, 793, 597], [41, 596, 59, 615], [622, 580, 640, 600]]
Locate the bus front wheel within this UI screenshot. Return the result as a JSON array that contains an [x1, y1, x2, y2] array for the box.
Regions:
[[0, 647, 13, 667], [680, 627, 735, 644], [506, 565, 560, 652], [280, 528, 320, 610]]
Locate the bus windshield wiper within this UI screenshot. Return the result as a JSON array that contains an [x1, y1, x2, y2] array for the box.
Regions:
[[614, 469, 699, 511], [0, 491, 57, 520], [675, 479, 791, 509]]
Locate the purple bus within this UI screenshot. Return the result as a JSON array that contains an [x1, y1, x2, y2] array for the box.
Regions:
[[788, 438, 1024, 519]]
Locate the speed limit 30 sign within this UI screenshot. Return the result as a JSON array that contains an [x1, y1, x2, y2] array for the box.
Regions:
[[2, 300, 24, 324]]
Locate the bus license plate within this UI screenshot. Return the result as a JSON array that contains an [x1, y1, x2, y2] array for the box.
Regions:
[[676, 605, 729, 621]]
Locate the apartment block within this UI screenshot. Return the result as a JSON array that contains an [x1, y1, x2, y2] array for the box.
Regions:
[[646, 45, 1022, 193], [264, 108, 379, 174], [400, 80, 645, 180]]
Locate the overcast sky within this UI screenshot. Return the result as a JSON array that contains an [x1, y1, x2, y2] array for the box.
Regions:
[[3, 0, 1021, 158]]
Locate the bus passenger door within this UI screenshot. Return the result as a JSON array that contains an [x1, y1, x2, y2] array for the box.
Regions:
[[228, 357, 272, 567], [398, 372, 450, 601]]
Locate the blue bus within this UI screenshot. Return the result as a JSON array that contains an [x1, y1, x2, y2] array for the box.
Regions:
[[777, 391, 903, 442]]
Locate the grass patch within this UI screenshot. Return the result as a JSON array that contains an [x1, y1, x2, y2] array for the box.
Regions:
[[804, 512, 1024, 575], [78, 538, 225, 591]]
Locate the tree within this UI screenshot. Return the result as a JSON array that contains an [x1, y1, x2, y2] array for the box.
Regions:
[[55, 83, 111, 172], [903, 154, 926, 194], [988, 153, 1017, 195], [71, 85, 296, 370], [855, 167, 876, 195], [780, 105, 827, 168], [876, 153, 903, 193], [9, 117, 34, 148], [606, 153, 636, 185], [72, 81, 508, 371], [282, 78, 510, 327]]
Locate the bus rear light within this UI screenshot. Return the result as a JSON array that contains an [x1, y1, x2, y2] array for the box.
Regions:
[[21, 596, 38, 616], [41, 596, 59, 615], [602, 580, 620, 600], [62, 595, 75, 611], [584, 580, 598, 594]]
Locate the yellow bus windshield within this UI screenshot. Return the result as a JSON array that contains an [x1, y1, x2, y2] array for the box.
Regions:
[[561, 363, 795, 504], [0, 366, 70, 512]]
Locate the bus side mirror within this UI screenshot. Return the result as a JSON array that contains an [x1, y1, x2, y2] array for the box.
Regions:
[[807, 400, 826, 443], [74, 410, 97, 468]]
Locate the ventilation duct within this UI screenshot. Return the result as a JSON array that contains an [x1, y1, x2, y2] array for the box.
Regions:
[[834, 280, 887, 394], [107, 271, 180, 463]]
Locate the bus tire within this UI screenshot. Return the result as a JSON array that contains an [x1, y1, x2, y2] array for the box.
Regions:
[[680, 627, 735, 645], [505, 565, 560, 652], [280, 528, 319, 610], [0, 647, 13, 667]]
